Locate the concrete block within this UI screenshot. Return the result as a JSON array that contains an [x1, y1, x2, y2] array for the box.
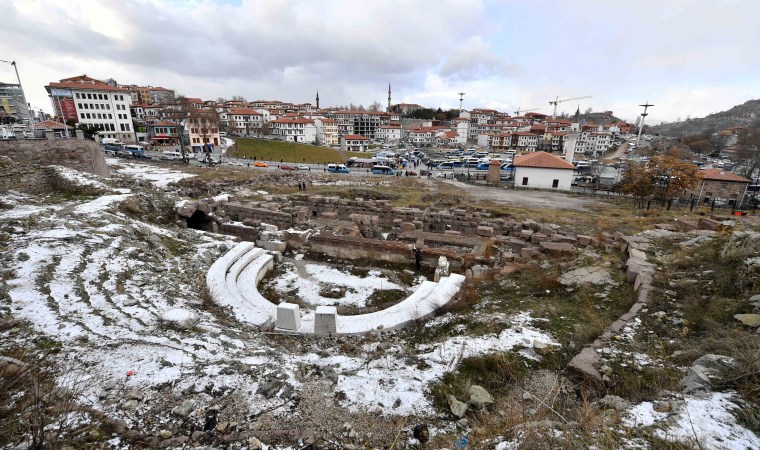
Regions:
[[276, 303, 301, 331], [539, 241, 576, 253], [698, 217, 721, 231], [314, 306, 337, 335], [477, 225, 493, 237]]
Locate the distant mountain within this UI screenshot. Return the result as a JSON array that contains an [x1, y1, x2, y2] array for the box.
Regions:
[[648, 99, 760, 137]]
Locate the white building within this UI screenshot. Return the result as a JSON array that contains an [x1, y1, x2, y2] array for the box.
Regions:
[[513, 151, 575, 191], [376, 124, 402, 142], [271, 118, 317, 143], [226, 107, 263, 136], [45, 75, 135, 143], [340, 134, 370, 152]]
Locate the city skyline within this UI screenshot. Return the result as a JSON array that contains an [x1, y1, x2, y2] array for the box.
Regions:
[[1, 0, 759, 123]]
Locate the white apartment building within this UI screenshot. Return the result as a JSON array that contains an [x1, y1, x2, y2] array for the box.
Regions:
[[314, 118, 339, 146], [376, 124, 402, 141], [45, 75, 135, 143], [226, 107, 263, 136], [271, 118, 317, 143]]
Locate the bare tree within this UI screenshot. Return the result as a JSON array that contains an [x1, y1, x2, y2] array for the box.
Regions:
[[231, 95, 247, 102], [368, 101, 383, 112]]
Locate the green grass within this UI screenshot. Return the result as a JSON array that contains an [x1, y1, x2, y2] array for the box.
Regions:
[[345, 151, 374, 158], [232, 138, 343, 164]]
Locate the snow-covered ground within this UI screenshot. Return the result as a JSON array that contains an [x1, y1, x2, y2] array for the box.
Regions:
[[1, 171, 560, 427], [109, 158, 195, 188], [624, 392, 759, 449]]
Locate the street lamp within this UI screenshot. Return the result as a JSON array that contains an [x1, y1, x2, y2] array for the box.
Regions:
[[0, 59, 34, 132]]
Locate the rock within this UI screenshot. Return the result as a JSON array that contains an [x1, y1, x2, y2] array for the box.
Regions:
[[596, 395, 629, 412], [734, 314, 760, 327], [468, 385, 494, 409], [532, 340, 552, 355], [567, 347, 602, 381], [447, 395, 468, 418], [248, 437, 262, 450], [159, 430, 172, 439], [160, 308, 200, 330], [126, 390, 144, 401], [171, 399, 195, 418], [121, 399, 139, 410], [653, 401, 672, 413], [412, 424, 429, 444], [600, 365, 613, 377], [681, 354, 735, 394]]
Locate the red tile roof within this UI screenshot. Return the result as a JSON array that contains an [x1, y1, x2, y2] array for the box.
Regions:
[[228, 107, 262, 115], [46, 75, 126, 92], [33, 120, 70, 130], [700, 168, 751, 183], [513, 151, 575, 170], [342, 134, 369, 140], [150, 121, 178, 127], [271, 118, 314, 124]]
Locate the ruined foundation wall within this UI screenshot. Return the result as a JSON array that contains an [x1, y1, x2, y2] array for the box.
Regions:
[[0, 139, 109, 178]]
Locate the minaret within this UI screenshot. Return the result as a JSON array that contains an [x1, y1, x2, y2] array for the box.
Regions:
[[316, 91, 320, 109], [387, 83, 391, 112]]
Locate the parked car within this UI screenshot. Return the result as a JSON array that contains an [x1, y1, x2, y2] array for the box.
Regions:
[[296, 164, 309, 170], [281, 164, 295, 171], [254, 162, 267, 167]]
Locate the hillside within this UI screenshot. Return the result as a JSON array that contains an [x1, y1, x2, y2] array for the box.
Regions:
[[648, 99, 760, 137]]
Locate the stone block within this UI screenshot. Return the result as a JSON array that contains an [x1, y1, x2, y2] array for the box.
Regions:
[[577, 235, 593, 246], [698, 217, 721, 231], [530, 233, 549, 244], [539, 241, 576, 253], [626, 257, 654, 283], [256, 240, 287, 252], [314, 306, 337, 335], [476, 225, 493, 237], [276, 303, 301, 331], [321, 211, 338, 220], [401, 222, 416, 232], [520, 229, 534, 240], [551, 234, 577, 244]]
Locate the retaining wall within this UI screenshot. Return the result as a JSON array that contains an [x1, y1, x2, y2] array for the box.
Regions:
[[0, 139, 109, 178]]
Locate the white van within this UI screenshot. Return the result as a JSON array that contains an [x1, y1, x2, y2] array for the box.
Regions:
[[101, 138, 123, 145], [162, 151, 183, 160], [124, 144, 144, 152]]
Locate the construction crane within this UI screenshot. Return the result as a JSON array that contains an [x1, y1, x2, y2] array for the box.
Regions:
[[549, 95, 592, 119], [514, 107, 540, 116]]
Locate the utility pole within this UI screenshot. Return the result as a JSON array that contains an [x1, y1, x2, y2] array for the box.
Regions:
[[0, 59, 34, 132], [634, 101, 654, 155], [458, 92, 466, 112]]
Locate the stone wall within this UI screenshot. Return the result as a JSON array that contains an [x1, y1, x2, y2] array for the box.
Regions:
[[0, 157, 55, 194], [308, 232, 463, 269], [0, 139, 109, 178]]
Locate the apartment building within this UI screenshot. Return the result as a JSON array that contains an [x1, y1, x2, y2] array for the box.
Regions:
[[45, 75, 135, 143], [314, 118, 339, 146], [226, 107, 263, 136], [271, 117, 317, 143], [376, 124, 402, 141]]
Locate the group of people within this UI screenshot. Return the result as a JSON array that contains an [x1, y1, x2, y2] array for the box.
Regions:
[[297, 181, 308, 192]]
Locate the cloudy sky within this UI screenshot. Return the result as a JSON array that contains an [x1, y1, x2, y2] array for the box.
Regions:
[[1, 0, 759, 124]]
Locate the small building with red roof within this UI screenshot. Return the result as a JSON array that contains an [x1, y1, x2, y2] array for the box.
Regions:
[[340, 134, 370, 152], [693, 168, 752, 207], [512, 151, 576, 191]]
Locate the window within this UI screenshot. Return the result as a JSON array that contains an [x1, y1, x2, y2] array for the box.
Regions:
[[77, 103, 82, 109], [125, 123, 130, 131], [552, 179, 559, 188], [522, 177, 528, 186], [75, 93, 80, 99]]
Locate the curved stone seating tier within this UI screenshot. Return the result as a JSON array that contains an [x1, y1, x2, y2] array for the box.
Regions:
[[206, 242, 275, 329], [207, 242, 466, 335]]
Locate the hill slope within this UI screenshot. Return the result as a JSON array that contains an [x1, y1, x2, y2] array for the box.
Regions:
[[648, 99, 760, 137]]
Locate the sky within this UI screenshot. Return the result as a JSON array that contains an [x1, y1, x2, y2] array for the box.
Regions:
[[1, 0, 759, 124]]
